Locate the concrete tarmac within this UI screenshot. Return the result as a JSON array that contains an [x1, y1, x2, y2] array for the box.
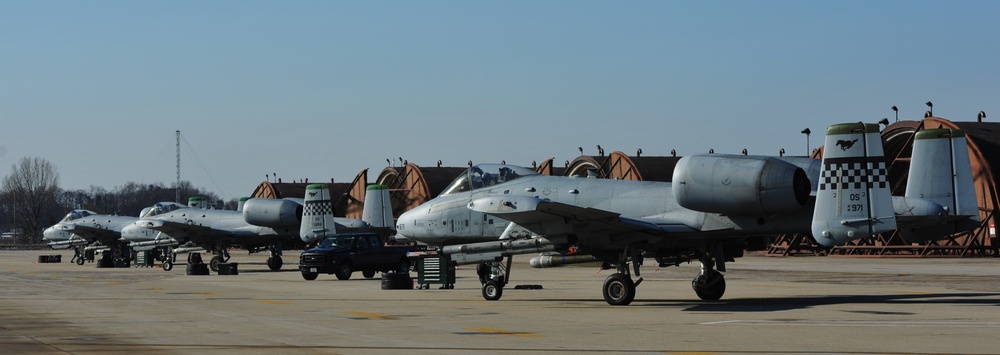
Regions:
[[1, 249, 998, 354]]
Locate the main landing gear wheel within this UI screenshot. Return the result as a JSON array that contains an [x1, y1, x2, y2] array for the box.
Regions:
[[210, 255, 224, 272], [482, 280, 503, 301], [76, 257, 85, 265], [162, 260, 173, 271], [603, 273, 636, 306], [362, 270, 376, 279], [267, 256, 283, 271], [302, 271, 318, 280], [692, 269, 726, 301]]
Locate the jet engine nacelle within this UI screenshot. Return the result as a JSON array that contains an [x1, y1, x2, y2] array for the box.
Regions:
[[672, 154, 810, 215], [242, 198, 303, 227]]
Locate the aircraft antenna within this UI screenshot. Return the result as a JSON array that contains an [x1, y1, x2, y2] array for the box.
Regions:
[[176, 130, 181, 204]]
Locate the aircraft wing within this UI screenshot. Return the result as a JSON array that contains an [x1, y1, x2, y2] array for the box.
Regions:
[[134, 219, 211, 239], [467, 195, 698, 238], [54, 223, 121, 241]]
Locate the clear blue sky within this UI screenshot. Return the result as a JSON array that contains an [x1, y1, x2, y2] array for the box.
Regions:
[[2, 1, 998, 201]]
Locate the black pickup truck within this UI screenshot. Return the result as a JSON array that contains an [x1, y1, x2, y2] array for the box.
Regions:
[[298, 233, 417, 281]]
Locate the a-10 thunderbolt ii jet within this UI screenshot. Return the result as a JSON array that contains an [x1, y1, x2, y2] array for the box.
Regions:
[[121, 185, 394, 272], [394, 122, 980, 305], [43, 210, 141, 266]]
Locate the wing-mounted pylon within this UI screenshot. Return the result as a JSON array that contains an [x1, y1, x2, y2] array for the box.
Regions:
[[811, 122, 896, 247]]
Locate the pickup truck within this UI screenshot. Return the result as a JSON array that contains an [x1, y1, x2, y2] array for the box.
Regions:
[[298, 233, 417, 281]]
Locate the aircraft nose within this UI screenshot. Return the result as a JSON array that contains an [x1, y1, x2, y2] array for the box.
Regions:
[[396, 211, 412, 234], [395, 208, 420, 240], [120, 224, 142, 240], [42, 227, 57, 241]]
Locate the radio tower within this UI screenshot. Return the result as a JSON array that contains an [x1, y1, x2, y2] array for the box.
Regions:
[[175, 130, 181, 204]]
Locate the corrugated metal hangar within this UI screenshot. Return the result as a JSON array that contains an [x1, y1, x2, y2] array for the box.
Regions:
[[251, 116, 999, 258]]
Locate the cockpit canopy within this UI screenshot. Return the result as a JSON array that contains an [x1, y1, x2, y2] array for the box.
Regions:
[[141, 202, 187, 217], [62, 210, 97, 222], [441, 164, 538, 195]]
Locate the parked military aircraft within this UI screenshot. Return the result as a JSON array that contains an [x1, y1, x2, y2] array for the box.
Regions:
[[121, 184, 393, 272], [394, 123, 979, 305], [43, 210, 140, 266]]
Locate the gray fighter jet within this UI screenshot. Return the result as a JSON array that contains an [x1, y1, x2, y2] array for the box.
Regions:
[[43, 210, 141, 266], [120, 199, 302, 271], [394, 123, 979, 305]]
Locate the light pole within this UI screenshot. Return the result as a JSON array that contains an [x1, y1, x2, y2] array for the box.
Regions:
[[801, 128, 811, 156], [891, 105, 898, 122]]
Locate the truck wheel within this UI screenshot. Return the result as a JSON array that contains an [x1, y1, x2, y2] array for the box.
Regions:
[[301, 271, 318, 280], [335, 263, 353, 280], [362, 270, 376, 279]]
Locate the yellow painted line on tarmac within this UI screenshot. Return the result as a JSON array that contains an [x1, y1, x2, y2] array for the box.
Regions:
[[256, 300, 290, 305], [142, 286, 164, 291], [464, 327, 542, 338], [343, 311, 397, 319], [196, 292, 221, 297], [74, 277, 91, 281]]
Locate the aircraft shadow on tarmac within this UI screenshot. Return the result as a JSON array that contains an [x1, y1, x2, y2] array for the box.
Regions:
[[533, 292, 1000, 312], [649, 293, 1000, 312]]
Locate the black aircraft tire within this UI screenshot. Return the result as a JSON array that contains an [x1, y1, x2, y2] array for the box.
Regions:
[[362, 270, 376, 279], [302, 271, 319, 281], [75, 257, 85, 266], [162, 260, 173, 271], [692, 270, 726, 301], [335, 263, 352, 280], [209, 256, 223, 272], [603, 273, 635, 306], [381, 272, 412, 290], [482, 280, 503, 301], [186, 263, 210, 276], [267, 256, 283, 271]]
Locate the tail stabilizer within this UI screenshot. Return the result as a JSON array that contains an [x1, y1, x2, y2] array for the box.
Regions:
[[188, 196, 209, 209], [900, 128, 981, 241], [811, 123, 896, 247], [237, 197, 250, 212], [361, 184, 394, 228], [300, 184, 337, 243], [906, 128, 979, 219]]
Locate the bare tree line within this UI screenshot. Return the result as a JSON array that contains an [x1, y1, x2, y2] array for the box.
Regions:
[[1, 157, 236, 244]]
